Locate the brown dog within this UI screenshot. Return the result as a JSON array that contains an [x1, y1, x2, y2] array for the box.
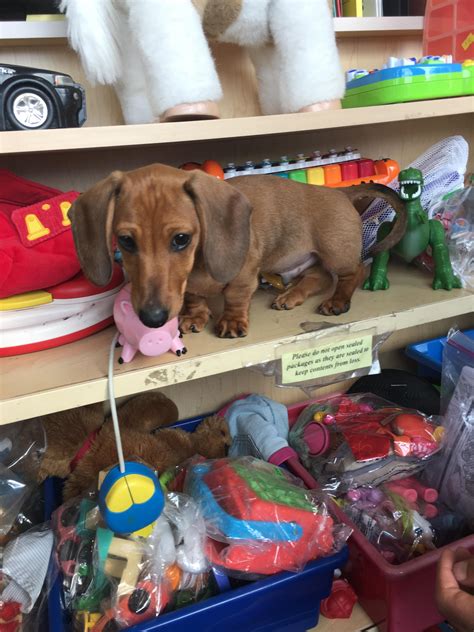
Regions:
[[69, 164, 406, 338]]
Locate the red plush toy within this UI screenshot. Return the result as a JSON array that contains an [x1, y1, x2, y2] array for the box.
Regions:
[[0, 170, 81, 298]]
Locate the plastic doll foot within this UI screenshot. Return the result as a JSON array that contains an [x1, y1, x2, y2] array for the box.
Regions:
[[160, 101, 220, 122], [299, 99, 341, 113]]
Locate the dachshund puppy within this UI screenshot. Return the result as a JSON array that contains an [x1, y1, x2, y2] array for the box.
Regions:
[[69, 164, 406, 338]]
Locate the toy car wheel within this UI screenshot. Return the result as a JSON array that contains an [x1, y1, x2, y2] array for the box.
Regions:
[[5, 86, 55, 130]]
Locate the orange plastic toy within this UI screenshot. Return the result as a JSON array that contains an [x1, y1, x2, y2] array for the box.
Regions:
[[180, 160, 225, 180]]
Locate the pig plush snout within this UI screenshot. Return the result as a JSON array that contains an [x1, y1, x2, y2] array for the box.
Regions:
[[139, 333, 171, 357]]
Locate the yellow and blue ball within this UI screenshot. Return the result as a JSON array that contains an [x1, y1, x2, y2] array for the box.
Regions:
[[99, 461, 164, 535]]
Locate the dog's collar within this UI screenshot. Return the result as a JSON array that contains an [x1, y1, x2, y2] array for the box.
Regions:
[[69, 428, 100, 472]]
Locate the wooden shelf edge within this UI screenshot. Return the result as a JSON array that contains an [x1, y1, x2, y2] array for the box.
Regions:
[[334, 16, 423, 36], [1, 281, 471, 425], [0, 17, 423, 44], [1, 97, 471, 155]]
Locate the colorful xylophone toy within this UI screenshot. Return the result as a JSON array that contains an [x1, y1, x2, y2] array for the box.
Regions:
[[181, 148, 399, 188]]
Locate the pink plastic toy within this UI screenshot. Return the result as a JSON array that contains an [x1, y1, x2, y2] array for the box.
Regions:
[[113, 284, 186, 364]]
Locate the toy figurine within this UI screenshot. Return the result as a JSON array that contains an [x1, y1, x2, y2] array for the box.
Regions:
[[60, 0, 344, 124], [364, 168, 462, 291], [114, 284, 187, 363]]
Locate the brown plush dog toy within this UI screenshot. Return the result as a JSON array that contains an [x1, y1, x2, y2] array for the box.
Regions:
[[38, 392, 230, 500]]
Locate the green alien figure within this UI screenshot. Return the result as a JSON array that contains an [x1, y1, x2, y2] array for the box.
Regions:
[[364, 167, 462, 292]]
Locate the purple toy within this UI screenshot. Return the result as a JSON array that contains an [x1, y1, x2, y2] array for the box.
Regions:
[[113, 284, 186, 364]]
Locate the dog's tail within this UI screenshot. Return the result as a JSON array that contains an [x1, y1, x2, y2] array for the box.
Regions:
[[60, 0, 122, 84], [341, 183, 407, 254]]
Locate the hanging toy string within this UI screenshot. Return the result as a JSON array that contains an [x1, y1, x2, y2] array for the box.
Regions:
[[108, 332, 126, 474]]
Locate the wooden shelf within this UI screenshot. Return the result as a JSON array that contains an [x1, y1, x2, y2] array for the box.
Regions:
[[0, 17, 423, 45], [334, 16, 423, 36], [310, 605, 374, 631], [1, 97, 472, 156], [1, 263, 472, 425]]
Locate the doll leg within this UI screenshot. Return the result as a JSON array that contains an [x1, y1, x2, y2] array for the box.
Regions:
[[216, 0, 279, 114], [268, 0, 345, 112], [248, 46, 283, 115], [114, 36, 154, 124], [126, 0, 222, 121]]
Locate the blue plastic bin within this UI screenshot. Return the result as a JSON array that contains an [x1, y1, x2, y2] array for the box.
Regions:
[[405, 328, 474, 380], [47, 414, 348, 632]]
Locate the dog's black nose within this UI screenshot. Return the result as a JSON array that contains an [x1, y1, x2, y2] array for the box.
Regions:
[[138, 307, 169, 328]]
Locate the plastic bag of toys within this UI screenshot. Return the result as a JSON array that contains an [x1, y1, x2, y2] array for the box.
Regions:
[[418, 175, 474, 290], [0, 523, 55, 632], [184, 456, 351, 579], [288, 394, 444, 493], [440, 327, 474, 413], [424, 355, 474, 528], [339, 472, 472, 565], [339, 482, 437, 564], [0, 418, 46, 538], [53, 491, 216, 630]]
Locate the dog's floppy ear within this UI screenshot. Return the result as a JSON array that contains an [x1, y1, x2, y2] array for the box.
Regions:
[[184, 171, 252, 284], [68, 171, 122, 286]]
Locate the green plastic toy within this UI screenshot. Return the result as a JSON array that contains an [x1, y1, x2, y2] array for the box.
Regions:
[[343, 60, 474, 109], [363, 168, 462, 292]]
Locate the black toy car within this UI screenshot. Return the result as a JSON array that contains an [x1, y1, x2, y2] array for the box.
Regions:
[[0, 64, 86, 131]]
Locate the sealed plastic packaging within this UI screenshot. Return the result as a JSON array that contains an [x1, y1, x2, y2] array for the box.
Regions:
[[418, 176, 474, 290], [0, 418, 46, 539], [184, 456, 350, 578], [0, 523, 55, 632], [288, 394, 443, 492], [340, 466, 472, 566], [52, 491, 215, 631], [340, 484, 435, 564], [440, 327, 474, 413], [424, 359, 474, 529]]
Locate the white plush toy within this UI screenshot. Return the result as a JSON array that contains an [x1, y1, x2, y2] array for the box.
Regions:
[[61, 0, 344, 124]]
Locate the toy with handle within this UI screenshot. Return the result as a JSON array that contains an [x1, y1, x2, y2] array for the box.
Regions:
[[221, 394, 318, 489], [98, 327, 164, 535], [114, 284, 186, 364]]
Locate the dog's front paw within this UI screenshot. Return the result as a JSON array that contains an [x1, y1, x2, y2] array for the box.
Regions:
[[317, 299, 351, 316], [179, 313, 209, 334], [215, 315, 249, 338]]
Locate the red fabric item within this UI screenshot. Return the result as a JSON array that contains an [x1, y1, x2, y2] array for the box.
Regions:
[[69, 428, 100, 472], [0, 170, 81, 298]]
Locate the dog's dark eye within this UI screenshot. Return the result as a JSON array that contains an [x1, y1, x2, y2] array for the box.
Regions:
[[171, 233, 191, 252], [118, 235, 137, 253]]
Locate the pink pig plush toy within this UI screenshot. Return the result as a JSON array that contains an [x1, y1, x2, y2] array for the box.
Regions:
[[113, 284, 187, 364]]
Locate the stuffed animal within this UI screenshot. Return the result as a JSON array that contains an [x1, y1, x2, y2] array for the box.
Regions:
[[38, 392, 231, 499], [60, 0, 345, 124]]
